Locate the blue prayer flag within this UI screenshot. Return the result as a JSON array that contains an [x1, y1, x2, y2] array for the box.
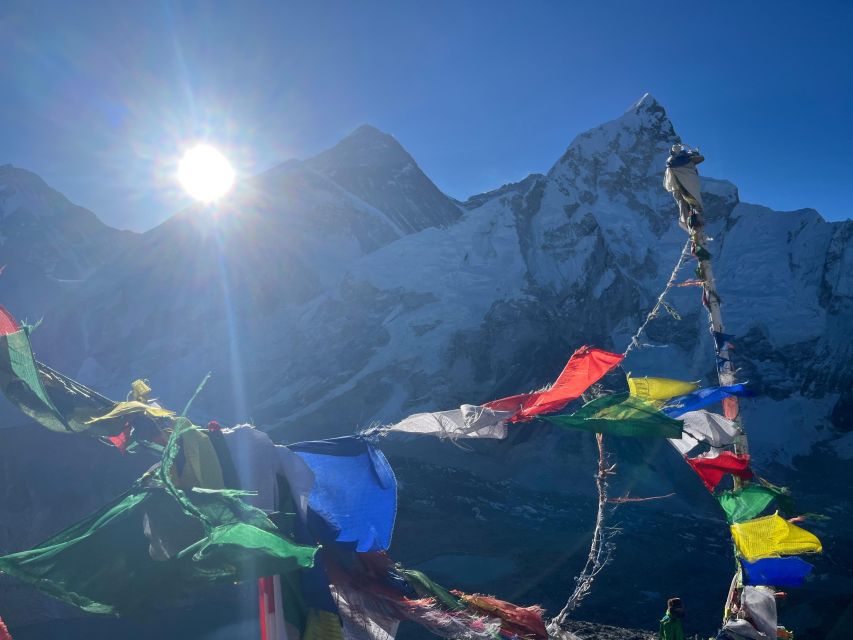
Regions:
[[662, 384, 752, 418], [288, 436, 397, 553], [741, 556, 814, 587]]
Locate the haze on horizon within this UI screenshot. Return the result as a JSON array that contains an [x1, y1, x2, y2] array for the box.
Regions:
[[1, 0, 851, 231]]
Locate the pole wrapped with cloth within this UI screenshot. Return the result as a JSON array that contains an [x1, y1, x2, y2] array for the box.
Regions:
[[663, 143, 705, 231]]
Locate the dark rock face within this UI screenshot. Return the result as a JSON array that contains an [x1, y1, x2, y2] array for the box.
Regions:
[[1, 97, 851, 638]]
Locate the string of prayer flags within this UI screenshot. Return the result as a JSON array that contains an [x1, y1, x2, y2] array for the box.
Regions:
[[685, 451, 752, 492], [661, 384, 752, 418], [486, 346, 624, 421], [377, 346, 623, 440], [544, 393, 683, 438], [741, 556, 815, 588], [717, 484, 780, 523], [730, 513, 823, 563], [627, 376, 698, 402]]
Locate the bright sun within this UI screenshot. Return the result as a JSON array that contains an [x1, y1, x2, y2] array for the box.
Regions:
[[178, 144, 235, 202]]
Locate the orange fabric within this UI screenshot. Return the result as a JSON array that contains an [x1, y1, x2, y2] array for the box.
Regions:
[[485, 346, 623, 422]]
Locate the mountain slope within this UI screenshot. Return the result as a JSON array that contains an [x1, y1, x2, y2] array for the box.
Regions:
[[1, 98, 851, 637]]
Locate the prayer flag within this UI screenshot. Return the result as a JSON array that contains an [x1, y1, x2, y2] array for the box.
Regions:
[[661, 384, 752, 418], [717, 484, 778, 523], [731, 513, 823, 563], [741, 556, 814, 588], [486, 346, 623, 421], [289, 437, 397, 553], [544, 393, 683, 438], [685, 451, 752, 492], [627, 376, 698, 401], [741, 586, 777, 640]]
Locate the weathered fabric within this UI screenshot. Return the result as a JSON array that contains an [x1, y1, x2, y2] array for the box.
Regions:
[[741, 586, 777, 640], [545, 393, 683, 438], [681, 411, 740, 446], [686, 452, 752, 492], [731, 513, 823, 563], [455, 593, 547, 639], [741, 556, 814, 588], [0, 328, 71, 432], [664, 164, 704, 211], [717, 485, 779, 524], [382, 405, 511, 440], [628, 376, 698, 401], [289, 437, 396, 553], [721, 618, 766, 639], [668, 410, 739, 456], [0, 419, 317, 614], [85, 400, 175, 424], [332, 584, 400, 640], [662, 384, 751, 418]]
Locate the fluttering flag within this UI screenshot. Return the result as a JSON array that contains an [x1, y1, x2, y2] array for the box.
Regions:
[[379, 405, 511, 440], [288, 437, 397, 553], [661, 384, 752, 418], [378, 346, 623, 440], [544, 393, 683, 438], [0, 419, 318, 615], [741, 586, 778, 640], [506, 346, 624, 419], [85, 401, 176, 424], [741, 556, 815, 588], [717, 484, 779, 523], [627, 376, 698, 401], [682, 410, 740, 447], [0, 306, 70, 433], [455, 592, 548, 639], [685, 451, 752, 492], [730, 513, 823, 563]]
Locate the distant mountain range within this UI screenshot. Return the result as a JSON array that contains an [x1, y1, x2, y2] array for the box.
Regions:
[[1, 95, 851, 638]]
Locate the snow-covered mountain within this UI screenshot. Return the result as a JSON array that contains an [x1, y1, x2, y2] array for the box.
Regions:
[[1, 95, 851, 637], [0, 165, 137, 320]]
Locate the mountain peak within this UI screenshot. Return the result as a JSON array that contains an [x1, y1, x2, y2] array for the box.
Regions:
[[306, 125, 462, 234], [548, 95, 677, 182]]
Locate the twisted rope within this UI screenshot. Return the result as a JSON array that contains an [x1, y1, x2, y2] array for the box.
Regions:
[[623, 239, 692, 357]]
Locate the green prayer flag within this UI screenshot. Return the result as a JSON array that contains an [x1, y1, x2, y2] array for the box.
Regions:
[[400, 568, 465, 611], [543, 393, 683, 438], [0, 420, 318, 615], [0, 330, 71, 432], [717, 484, 779, 524]]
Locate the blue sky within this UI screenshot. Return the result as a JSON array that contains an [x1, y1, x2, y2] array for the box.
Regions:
[[1, 1, 851, 230]]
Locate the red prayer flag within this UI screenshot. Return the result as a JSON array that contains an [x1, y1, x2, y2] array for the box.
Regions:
[[485, 346, 624, 422], [0, 305, 20, 336], [454, 592, 548, 639], [686, 451, 752, 492], [723, 396, 739, 420]]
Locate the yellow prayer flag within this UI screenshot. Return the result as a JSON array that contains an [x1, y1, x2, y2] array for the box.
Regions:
[[731, 513, 822, 562], [627, 376, 699, 401], [85, 400, 175, 425]]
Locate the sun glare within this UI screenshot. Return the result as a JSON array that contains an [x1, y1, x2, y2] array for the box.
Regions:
[[178, 144, 235, 202]]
